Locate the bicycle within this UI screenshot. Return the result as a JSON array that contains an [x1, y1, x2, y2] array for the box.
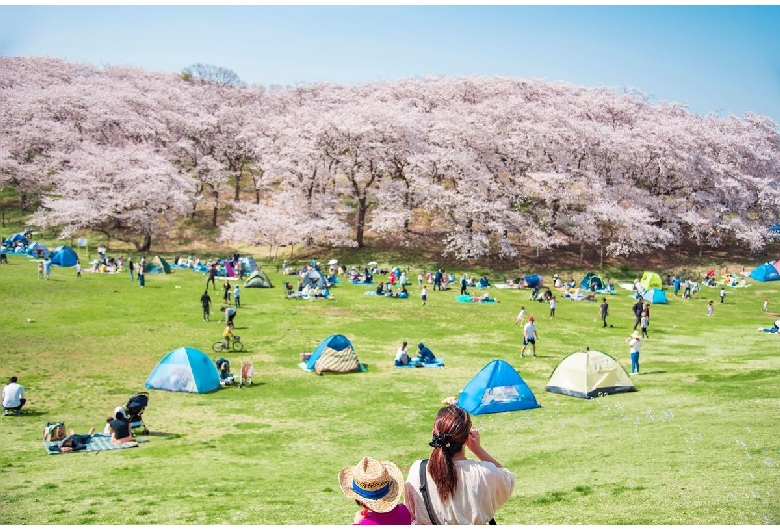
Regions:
[[212, 335, 244, 353]]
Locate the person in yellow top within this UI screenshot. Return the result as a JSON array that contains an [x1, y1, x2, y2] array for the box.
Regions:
[[222, 324, 234, 348]]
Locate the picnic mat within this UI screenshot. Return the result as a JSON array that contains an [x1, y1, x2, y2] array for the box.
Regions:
[[456, 295, 496, 303], [364, 291, 377, 295], [43, 434, 139, 455], [396, 358, 445, 368]]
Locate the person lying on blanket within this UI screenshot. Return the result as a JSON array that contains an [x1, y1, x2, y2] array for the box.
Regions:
[[59, 427, 97, 453]]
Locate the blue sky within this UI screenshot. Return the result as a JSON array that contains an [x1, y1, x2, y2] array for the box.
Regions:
[[2, 5, 780, 124]]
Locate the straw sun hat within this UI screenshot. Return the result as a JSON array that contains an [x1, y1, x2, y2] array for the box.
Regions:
[[338, 456, 404, 513]]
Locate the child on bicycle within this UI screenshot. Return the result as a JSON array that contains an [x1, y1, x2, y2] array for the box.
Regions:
[[222, 323, 234, 348]]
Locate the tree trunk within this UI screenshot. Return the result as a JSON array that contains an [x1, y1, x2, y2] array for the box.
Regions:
[[136, 233, 152, 252], [355, 196, 368, 248], [579, 241, 584, 265], [599, 244, 604, 270], [234, 166, 243, 202]]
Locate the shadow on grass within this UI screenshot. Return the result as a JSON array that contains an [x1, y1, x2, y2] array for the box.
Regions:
[[635, 370, 667, 375], [3, 409, 48, 417]]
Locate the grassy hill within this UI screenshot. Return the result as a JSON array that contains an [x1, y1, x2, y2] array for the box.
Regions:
[[0, 242, 778, 524]]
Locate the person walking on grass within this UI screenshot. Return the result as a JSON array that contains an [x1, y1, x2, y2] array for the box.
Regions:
[[600, 298, 609, 328], [200, 290, 212, 321], [521, 316, 538, 358], [138, 267, 145, 288], [549, 296, 556, 319], [719, 288, 726, 304], [128, 258, 135, 282], [75, 260, 82, 278], [640, 310, 649, 338], [632, 299, 644, 330], [514, 306, 526, 325], [764, 298, 769, 312], [707, 300, 714, 317], [626, 331, 642, 375], [37, 260, 44, 280], [233, 284, 241, 308], [421, 285, 428, 306]]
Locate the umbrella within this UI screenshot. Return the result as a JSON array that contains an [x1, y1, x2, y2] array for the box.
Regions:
[[328, 259, 339, 265], [368, 261, 378, 266]]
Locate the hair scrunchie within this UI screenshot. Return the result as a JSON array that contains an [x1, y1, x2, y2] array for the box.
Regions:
[[429, 432, 451, 449]]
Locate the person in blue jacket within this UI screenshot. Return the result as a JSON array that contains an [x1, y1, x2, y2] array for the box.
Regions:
[[416, 343, 437, 365]]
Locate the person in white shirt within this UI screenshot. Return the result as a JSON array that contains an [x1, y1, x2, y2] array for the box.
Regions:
[[521, 317, 538, 358], [514, 306, 526, 325], [2, 376, 26, 415], [404, 405, 515, 525], [394, 342, 410, 366], [626, 331, 642, 374]]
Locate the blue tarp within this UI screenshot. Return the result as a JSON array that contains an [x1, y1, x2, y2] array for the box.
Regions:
[[523, 274, 542, 288], [458, 359, 540, 415]]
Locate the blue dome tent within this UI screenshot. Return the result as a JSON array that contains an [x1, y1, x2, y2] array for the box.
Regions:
[[299, 334, 365, 375], [50, 246, 78, 267], [642, 288, 668, 304], [25, 242, 50, 259], [145, 347, 220, 393], [457, 360, 540, 415], [580, 272, 604, 290], [749, 262, 780, 282]]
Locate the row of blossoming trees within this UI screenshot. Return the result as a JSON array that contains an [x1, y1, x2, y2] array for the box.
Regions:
[[1, 56, 779, 263]]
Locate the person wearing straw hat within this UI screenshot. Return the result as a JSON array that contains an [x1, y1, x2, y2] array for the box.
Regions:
[[339, 456, 411, 525], [626, 330, 643, 375]]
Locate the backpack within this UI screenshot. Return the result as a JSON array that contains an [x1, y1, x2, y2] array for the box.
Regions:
[[43, 422, 66, 442]]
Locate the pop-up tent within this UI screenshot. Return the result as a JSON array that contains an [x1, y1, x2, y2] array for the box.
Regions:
[[642, 288, 668, 304], [50, 246, 78, 267], [145, 346, 220, 393], [546, 350, 636, 399], [299, 334, 365, 375], [749, 262, 780, 282], [25, 242, 50, 259], [457, 360, 540, 415], [580, 272, 604, 290], [240, 256, 258, 273], [523, 274, 542, 288], [302, 268, 325, 289], [244, 269, 273, 288], [640, 271, 663, 291], [145, 256, 171, 274]]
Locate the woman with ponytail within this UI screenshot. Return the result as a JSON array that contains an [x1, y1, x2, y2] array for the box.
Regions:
[[403, 405, 515, 524]]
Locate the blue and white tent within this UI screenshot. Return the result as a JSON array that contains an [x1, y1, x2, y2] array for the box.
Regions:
[[457, 360, 540, 415], [642, 288, 668, 304], [299, 334, 365, 375], [749, 262, 780, 282], [145, 347, 221, 393]]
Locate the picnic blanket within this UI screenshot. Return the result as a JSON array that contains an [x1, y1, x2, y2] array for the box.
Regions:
[[396, 358, 445, 368], [351, 279, 375, 285], [43, 434, 139, 455], [364, 290, 378, 295], [456, 295, 496, 304]]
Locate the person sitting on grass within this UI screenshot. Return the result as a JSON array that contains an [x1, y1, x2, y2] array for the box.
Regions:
[[109, 410, 138, 446], [416, 343, 437, 365]]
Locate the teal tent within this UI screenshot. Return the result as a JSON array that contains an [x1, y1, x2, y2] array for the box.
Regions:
[[749, 262, 780, 282], [457, 360, 540, 415], [580, 272, 604, 290], [145, 256, 171, 274], [50, 246, 78, 267], [642, 288, 668, 304], [145, 347, 220, 393], [299, 334, 365, 375]]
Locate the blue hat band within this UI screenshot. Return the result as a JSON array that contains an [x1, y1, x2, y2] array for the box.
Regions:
[[352, 481, 390, 500]]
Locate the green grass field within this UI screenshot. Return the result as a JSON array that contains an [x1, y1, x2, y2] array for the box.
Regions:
[[0, 250, 778, 524]]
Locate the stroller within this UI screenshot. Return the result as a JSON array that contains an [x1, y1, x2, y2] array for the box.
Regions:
[[238, 359, 254, 388], [126, 391, 150, 435], [216, 357, 235, 386]]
